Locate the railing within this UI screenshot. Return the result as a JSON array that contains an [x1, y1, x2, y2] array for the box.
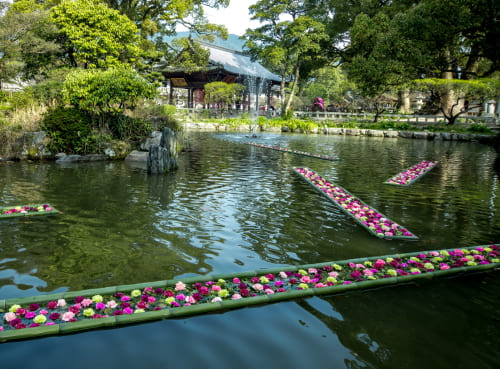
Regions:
[[176, 108, 499, 127], [293, 111, 499, 126]]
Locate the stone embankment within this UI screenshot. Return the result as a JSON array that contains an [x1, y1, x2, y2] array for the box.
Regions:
[[0, 124, 494, 162], [182, 122, 494, 143]]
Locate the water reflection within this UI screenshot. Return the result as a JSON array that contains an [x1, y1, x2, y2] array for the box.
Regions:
[[0, 132, 499, 368]]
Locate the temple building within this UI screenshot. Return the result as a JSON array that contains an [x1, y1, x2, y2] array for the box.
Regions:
[[161, 42, 281, 111]]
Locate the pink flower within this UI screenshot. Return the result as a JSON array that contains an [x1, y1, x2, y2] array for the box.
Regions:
[[176, 294, 186, 301], [123, 307, 134, 314], [120, 296, 131, 302], [252, 283, 263, 291], [439, 263, 450, 270], [3, 312, 16, 322], [39, 309, 48, 315], [232, 278, 241, 284], [265, 289, 274, 294], [211, 285, 221, 292], [25, 311, 36, 319], [185, 296, 196, 304], [231, 294, 242, 300], [81, 299, 92, 307], [57, 299, 67, 307], [106, 300, 118, 309], [95, 302, 106, 310], [62, 312, 75, 321], [175, 282, 186, 291]]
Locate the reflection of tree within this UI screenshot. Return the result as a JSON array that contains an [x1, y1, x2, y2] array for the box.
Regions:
[[295, 272, 500, 369]]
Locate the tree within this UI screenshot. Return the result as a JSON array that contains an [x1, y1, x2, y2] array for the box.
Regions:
[[102, 0, 230, 73], [203, 81, 244, 114], [50, 0, 144, 69], [62, 66, 158, 127], [0, 0, 61, 85], [243, 0, 328, 118], [302, 66, 356, 110], [415, 78, 500, 125]]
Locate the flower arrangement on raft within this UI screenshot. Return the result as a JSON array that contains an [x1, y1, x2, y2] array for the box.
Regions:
[[246, 142, 339, 161], [293, 167, 417, 239], [0, 204, 58, 219], [1, 245, 498, 337], [384, 161, 438, 186]]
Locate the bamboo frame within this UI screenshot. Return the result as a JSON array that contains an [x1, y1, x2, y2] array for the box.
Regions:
[[2, 244, 498, 342], [384, 161, 438, 186], [0, 204, 60, 220], [292, 167, 418, 240], [246, 142, 340, 161]]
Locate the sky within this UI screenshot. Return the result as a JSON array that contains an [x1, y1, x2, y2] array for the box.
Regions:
[[204, 0, 260, 36]]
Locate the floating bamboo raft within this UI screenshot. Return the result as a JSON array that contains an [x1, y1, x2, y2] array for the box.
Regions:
[[1, 244, 498, 343], [246, 142, 340, 161], [292, 167, 418, 240], [384, 161, 438, 186], [0, 204, 59, 220]]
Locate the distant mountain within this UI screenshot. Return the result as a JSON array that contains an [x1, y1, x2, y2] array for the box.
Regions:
[[171, 32, 245, 52]]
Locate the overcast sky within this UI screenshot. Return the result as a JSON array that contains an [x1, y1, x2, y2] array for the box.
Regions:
[[204, 0, 260, 35]]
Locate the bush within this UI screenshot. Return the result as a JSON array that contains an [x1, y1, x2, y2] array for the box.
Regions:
[[41, 106, 94, 154], [467, 123, 492, 134]]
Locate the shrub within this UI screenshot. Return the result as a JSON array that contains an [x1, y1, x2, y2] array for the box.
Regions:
[[41, 106, 94, 154]]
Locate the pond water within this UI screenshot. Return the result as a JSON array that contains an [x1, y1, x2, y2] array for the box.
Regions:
[[0, 132, 499, 368]]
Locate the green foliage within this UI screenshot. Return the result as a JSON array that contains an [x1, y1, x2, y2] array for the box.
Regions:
[[62, 66, 158, 118], [41, 106, 95, 154], [106, 114, 153, 146], [203, 82, 245, 110], [365, 121, 412, 131], [51, 0, 144, 69], [467, 124, 492, 134]]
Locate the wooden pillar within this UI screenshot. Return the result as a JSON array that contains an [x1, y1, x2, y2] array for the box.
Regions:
[[169, 80, 173, 105]]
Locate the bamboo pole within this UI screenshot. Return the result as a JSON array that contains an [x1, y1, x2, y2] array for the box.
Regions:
[[0, 204, 60, 220], [1, 244, 498, 343], [246, 142, 340, 161], [292, 167, 418, 240], [384, 161, 438, 186]]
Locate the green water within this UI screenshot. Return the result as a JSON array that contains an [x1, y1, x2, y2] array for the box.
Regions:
[[0, 132, 499, 368]]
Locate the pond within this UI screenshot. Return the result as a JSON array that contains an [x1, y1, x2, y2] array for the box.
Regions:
[[0, 132, 499, 368]]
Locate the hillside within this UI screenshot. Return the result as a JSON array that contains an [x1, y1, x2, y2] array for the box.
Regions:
[[172, 32, 245, 52]]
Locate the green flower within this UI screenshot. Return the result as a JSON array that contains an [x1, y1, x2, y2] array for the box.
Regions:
[[466, 261, 477, 266], [441, 250, 450, 256], [130, 290, 141, 297], [218, 289, 229, 298], [333, 264, 343, 271], [326, 276, 337, 283], [410, 268, 421, 274], [492, 258, 500, 263], [33, 314, 47, 324], [367, 276, 377, 280], [484, 247, 492, 252], [387, 269, 397, 277], [364, 261, 372, 267], [217, 279, 226, 286], [9, 304, 21, 313], [134, 309, 145, 313], [92, 295, 103, 302], [260, 276, 269, 284], [298, 283, 309, 289], [298, 269, 307, 275], [410, 257, 419, 262], [165, 297, 175, 304], [424, 263, 434, 270], [431, 257, 443, 263], [386, 257, 394, 263], [83, 308, 95, 317]]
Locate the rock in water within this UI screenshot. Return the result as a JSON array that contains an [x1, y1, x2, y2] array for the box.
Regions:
[[147, 127, 178, 174]]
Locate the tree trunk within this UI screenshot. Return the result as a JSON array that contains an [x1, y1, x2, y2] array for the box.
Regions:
[[283, 59, 301, 118], [397, 89, 411, 114]]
